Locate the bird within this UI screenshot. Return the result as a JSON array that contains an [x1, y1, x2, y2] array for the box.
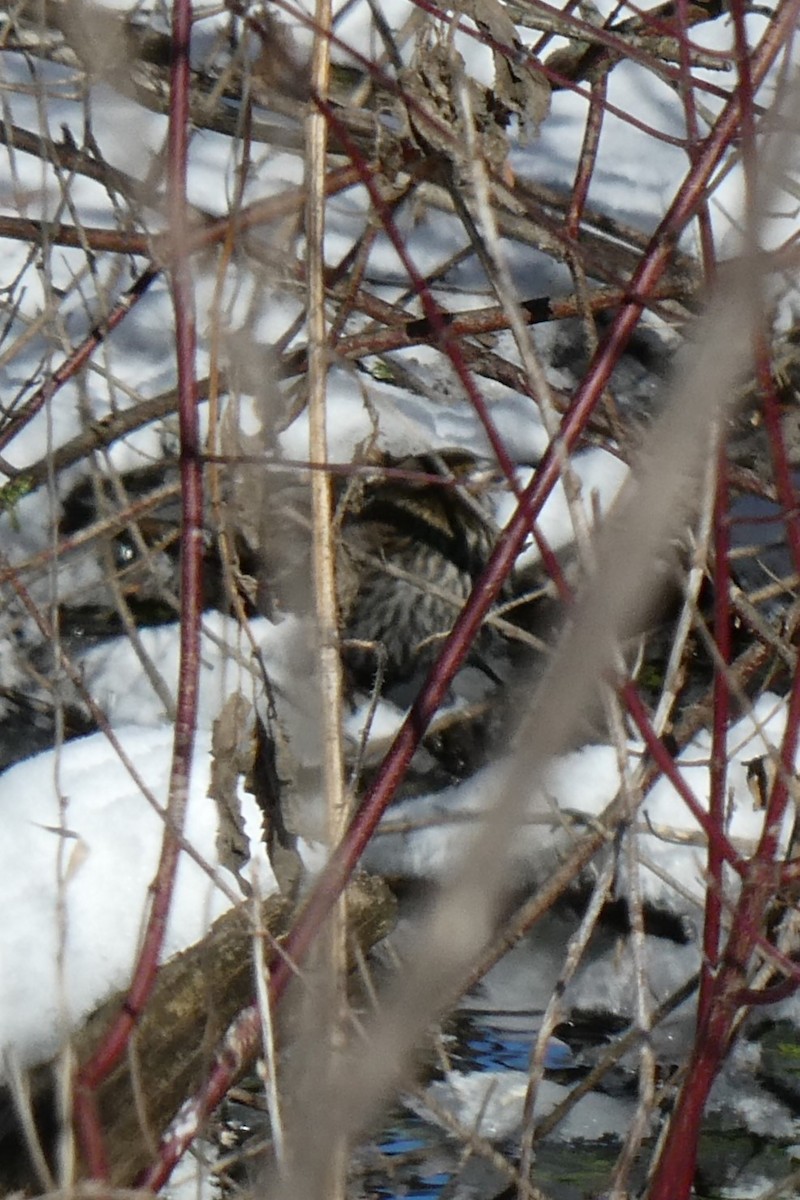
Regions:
[[336, 450, 514, 696], [57, 451, 550, 704]]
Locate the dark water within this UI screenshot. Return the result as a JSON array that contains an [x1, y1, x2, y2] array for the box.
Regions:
[[356, 1007, 619, 1200], [351, 1000, 800, 1200]]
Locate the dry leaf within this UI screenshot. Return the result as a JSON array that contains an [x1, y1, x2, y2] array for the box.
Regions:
[[248, 713, 305, 898], [458, 0, 550, 140], [210, 693, 256, 892], [402, 14, 548, 180]]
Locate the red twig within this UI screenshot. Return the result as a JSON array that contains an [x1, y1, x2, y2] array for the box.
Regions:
[[648, 670, 800, 1199], [700, 444, 731, 1030], [566, 75, 607, 240], [0, 266, 159, 457], [761, 353, 800, 576], [73, 0, 202, 1178], [728, 0, 759, 229]]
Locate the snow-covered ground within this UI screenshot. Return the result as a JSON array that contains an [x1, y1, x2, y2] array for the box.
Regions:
[[0, 724, 276, 1078]]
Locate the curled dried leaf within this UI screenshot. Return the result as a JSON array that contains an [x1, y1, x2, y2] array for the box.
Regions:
[[402, 13, 548, 180], [211, 693, 256, 893], [458, 0, 550, 140], [248, 713, 305, 898]]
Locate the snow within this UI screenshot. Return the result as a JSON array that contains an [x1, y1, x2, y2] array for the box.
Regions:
[[75, 611, 306, 730], [423, 1067, 635, 1142], [362, 691, 795, 919], [8, 568, 782, 1108], [362, 742, 622, 883], [708, 1042, 800, 1142], [0, 724, 276, 1080], [634, 691, 794, 916]]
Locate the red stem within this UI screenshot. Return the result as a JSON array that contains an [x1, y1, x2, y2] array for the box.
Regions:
[[761, 350, 800, 576], [73, 0, 202, 1178], [648, 674, 800, 1198], [728, 0, 759, 228], [0, 267, 159, 457], [700, 444, 731, 1029], [566, 75, 607, 240]]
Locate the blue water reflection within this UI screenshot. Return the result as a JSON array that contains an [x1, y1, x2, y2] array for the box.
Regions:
[[369, 1009, 576, 1200]]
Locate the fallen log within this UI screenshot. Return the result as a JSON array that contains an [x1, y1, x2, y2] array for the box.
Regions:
[[0, 872, 396, 1191]]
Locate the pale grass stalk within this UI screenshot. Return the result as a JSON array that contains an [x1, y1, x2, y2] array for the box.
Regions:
[[54, 1049, 76, 1191], [306, 0, 344, 847], [455, 76, 595, 564], [305, 2, 348, 1198], [754, 1163, 800, 1200], [651, 442, 718, 736], [599, 594, 658, 1198], [608, 750, 655, 1199], [254, 897, 286, 1173], [517, 853, 616, 1195], [46, 240, 77, 1186], [127, 1025, 161, 1166], [5, 1051, 56, 1191]]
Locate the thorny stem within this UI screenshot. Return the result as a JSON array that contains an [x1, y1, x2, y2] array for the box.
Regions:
[[73, 0, 202, 1178]]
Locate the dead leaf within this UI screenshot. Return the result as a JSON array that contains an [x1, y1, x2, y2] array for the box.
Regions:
[[402, 14, 548, 180], [210, 693, 256, 893], [458, 0, 550, 140], [247, 713, 305, 899]]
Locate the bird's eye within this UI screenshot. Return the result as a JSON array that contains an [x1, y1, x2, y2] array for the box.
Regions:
[[114, 535, 138, 568]]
